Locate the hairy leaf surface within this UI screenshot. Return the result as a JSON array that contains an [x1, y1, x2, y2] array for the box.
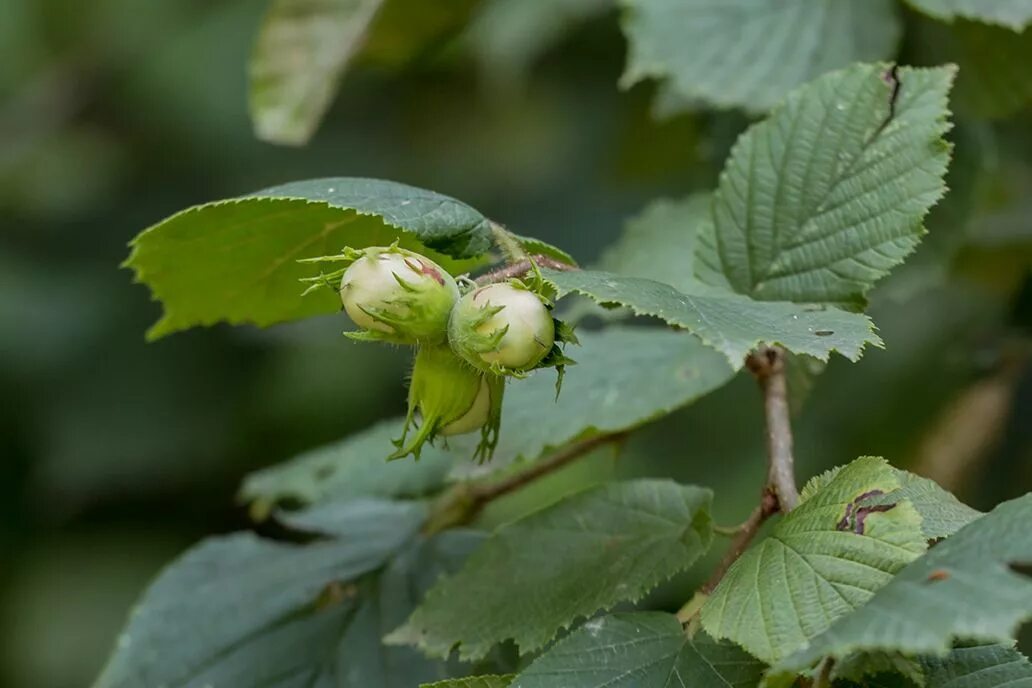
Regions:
[[544, 268, 879, 365], [710, 64, 954, 308], [512, 613, 766, 688], [388, 480, 713, 660], [700, 457, 928, 664]]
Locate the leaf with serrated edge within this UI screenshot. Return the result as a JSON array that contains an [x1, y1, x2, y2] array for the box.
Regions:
[[126, 178, 569, 339], [249, 0, 385, 145], [906, 0, 1032, 30], [710, 63, 954, 308], [512, 612, 766, 688], [701, 457, 928, 664], [774, 493, 1032, 672], [620, 0, 901, 114], [864, 470, 982, 540], [93, 499, 427, 688], [544, 268, 880, 366], [800, 462, 982, 540], [388, 480, 713, 660]]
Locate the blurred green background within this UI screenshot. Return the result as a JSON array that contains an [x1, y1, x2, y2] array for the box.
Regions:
[[1, 1, 1030, 686]]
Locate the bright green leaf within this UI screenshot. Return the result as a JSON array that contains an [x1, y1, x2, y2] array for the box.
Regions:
[[388, 480, 714, 660], [127, 178, 487, 339], [239, 418, 455, 510], [93, 499, 426, 688], [620, 0, 901, 114], [512, 612, 766, 688], [802, 463, 983, 540], [249, 0, 385, 145], [700, 457, 928, 664], [126, 177, 572, 339], [709, 63, 954, 308], [906, 0, 1032, 30], [423, 676, 516, 688], [774, 493, 1032, 670], [544, 268, 880, 365]]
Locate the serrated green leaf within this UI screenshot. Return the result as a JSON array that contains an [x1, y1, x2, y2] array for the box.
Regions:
[[620, 0, 901, 115], [709, 63, 954, 308], [93, 499, 426, 688], [906, 0, 1032, 30], [240, 418, 455, 509], [126, 177, 574, 339], [249, 0, 385, 145], [544, 268, 880, 366], [423, 676, 516, 688], [127, 178, 492, 338], [774, 493, 1032, 670], [700, 457, 928, 664], [802, 463, 983, 540], [388, 480, 714, 660], [512, 612, 766, 688], [922, 643, 1032, 688]]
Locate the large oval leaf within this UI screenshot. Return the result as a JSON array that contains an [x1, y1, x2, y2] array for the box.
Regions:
[[126, 178, 550, 339]]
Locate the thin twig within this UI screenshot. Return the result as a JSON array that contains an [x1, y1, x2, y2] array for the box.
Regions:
[[683, 346, 800, 612], [423, 431, 627, 534], [813, 657, 835, 688], [746, 345, 799, 511], [474, 254, 578, 286], [700, 490, 779, 594], [469, 432, 628, 509]]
